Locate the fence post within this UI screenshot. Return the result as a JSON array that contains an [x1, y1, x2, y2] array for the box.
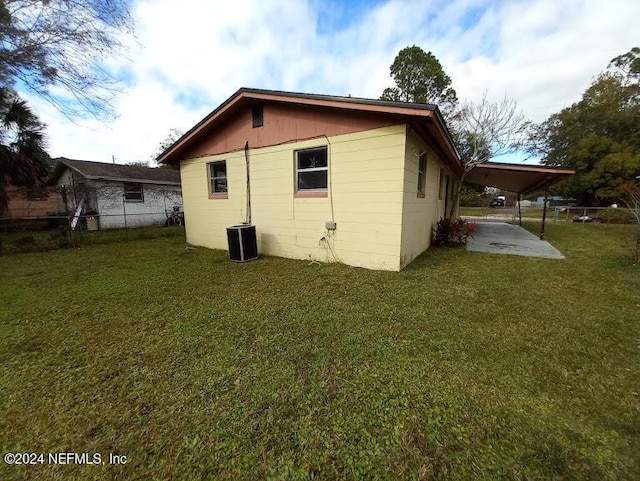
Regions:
[[122, 193, 128, 238], [540, 192, 548, 240]]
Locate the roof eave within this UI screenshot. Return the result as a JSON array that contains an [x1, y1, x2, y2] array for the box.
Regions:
[[88, 177, 181, 185], [49, 160, 181, 186], [157, 88, 446, 165], [465, 162, 575, 195]]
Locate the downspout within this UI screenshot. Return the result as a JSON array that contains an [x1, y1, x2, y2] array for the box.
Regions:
[[244, 141, 251, 225]]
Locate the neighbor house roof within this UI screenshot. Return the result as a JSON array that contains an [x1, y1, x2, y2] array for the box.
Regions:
[[465, 162, 575, 195], [156, 87, 462, 171], [49, 158, 181, 186]]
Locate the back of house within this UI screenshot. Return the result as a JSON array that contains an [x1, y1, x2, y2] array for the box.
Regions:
[[158, 88, 462, 271]]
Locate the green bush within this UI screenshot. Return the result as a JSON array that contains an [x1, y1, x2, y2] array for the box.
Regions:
[[597, 208, 635, 224]]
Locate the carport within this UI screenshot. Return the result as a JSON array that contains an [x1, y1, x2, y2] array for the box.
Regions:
[[466, 222, 566, 259], [464, 162, 575, 239]]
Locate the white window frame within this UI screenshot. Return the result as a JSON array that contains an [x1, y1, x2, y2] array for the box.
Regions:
[[295, 146, 328, 192], [417, 153, 427, 195], [208, 160, 228, 195]]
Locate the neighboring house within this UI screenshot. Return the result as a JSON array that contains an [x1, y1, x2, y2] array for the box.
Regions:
[[158, 88, 462, 271], [1, 184, 58, 219], [49, 158, 182, 230], [534, 195, 572, 207]]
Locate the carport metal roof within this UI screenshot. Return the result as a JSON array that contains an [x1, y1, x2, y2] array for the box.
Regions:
[[464, 162, 575, 195], [463, 162, 575, 241]]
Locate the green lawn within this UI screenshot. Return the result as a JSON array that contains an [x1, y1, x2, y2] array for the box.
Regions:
[[459, 206, 636, 224], [0, 225, 185, 254], [459, 206, 546, 219], [1, 224, 639, 480]]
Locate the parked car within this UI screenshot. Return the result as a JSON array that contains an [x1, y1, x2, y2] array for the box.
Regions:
[[573, 214, 602, 223], [489, 198, 505, 208]]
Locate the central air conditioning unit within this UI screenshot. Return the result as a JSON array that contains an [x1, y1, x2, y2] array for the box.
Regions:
[[226, 224, 258, 262]]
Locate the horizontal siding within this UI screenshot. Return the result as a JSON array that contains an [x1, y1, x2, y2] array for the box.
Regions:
[[180, 124, 406, 270]]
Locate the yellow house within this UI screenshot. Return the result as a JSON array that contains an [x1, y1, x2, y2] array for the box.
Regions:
[[158, 88, 462, 271]]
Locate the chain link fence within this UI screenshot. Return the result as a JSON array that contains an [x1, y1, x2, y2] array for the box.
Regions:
[[0, 208, 185, 255], [461, 205, 636, 224]]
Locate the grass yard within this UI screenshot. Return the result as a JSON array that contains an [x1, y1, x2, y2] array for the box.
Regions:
[[459, 206, 636, 224], [459, 206, 545, 219], [0, 225, 185, 254], [1, 223, 639, 480]]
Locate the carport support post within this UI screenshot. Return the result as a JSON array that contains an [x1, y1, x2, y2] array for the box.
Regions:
[[517, 193, 522, 226], [540, 191, 549, 240]]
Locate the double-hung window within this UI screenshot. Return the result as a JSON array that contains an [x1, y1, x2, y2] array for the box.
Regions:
[[208, 161, 227, 197], [295, 146, 328, 194]]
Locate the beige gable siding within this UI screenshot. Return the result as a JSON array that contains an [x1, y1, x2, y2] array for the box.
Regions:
[[180, 125, 406, 271], [180, 103, 397, 160], [399, 129, 459, 268]]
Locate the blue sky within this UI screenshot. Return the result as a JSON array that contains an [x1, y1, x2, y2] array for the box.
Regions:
[[315, 0, 383, 33], [24, 0, 640, 165]]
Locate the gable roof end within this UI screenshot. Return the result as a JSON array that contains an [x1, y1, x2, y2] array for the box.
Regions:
[[156, 87, 461, 170]]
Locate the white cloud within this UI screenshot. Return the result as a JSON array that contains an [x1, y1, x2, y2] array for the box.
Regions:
[[27, 0, 640, 164], [447, 0, 640, 119]]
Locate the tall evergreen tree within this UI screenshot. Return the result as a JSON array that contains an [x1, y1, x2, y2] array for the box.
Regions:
[[380, 45, 458, 118]]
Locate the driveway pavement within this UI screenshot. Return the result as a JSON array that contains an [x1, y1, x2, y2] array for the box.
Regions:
[[466, 222, 565, 259]]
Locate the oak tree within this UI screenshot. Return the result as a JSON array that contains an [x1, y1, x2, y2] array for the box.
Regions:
[[528, 48, 640, 205]]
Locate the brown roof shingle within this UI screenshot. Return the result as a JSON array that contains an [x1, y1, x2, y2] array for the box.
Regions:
[[50, 158, 181, 185]]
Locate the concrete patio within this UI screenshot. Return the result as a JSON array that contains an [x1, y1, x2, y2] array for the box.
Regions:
[[466, 222, 565, 259]]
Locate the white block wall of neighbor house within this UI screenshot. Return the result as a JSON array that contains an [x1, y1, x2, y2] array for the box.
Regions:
[[180, 125, 408, 271], [93, 181, 183, 229], [54, 169, 82, 213]]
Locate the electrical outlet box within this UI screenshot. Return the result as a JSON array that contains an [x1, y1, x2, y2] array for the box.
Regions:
[[325, 221, 337, 230]]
